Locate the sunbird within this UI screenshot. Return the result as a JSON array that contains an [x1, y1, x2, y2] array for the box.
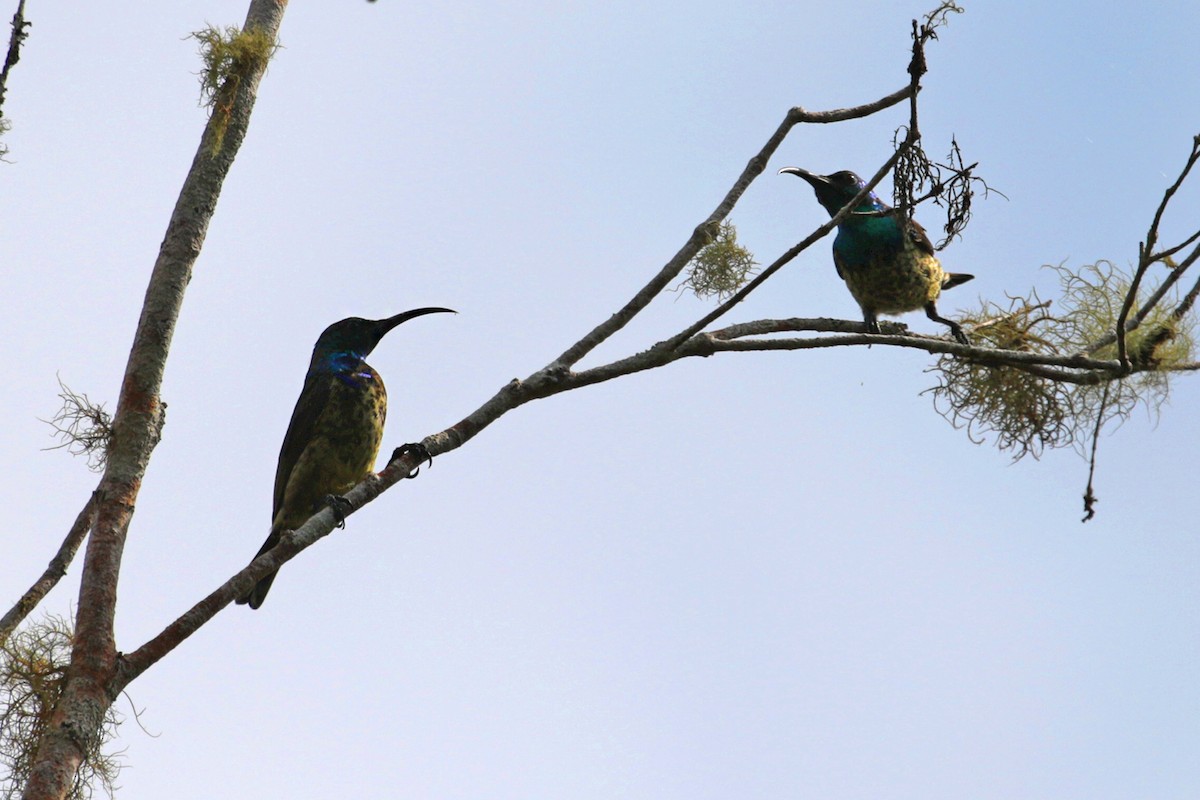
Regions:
[[238, 308, 454, 609], [780, 167, 972, 344]]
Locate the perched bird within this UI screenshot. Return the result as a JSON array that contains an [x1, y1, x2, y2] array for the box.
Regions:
[[238, 308, 455, 609], [779, 167, 973, 344]]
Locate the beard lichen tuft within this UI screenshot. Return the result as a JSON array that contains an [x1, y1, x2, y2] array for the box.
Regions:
[[928, 260, 1196, 461], [190, 24, 279, 155], [1, 616, 124, 800], [1054, 260, 1194, 450], [41, 378, 112, 472], [679, 220, 758, 301], [927, 294, 1074, 460]]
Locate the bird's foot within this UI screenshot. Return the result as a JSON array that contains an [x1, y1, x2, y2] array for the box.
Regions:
[[324, 494, 353, 529], [924, 302, 970, 346], [390, 442, 432, 479]]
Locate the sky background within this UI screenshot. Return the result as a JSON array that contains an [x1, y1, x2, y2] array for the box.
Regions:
[[3, 1, 1198, 798]]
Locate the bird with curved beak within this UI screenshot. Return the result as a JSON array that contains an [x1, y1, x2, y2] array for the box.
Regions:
[[238, 307, 455, 609], [779, 167, 972, 344]]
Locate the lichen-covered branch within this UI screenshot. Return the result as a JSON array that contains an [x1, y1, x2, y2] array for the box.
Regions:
[[0, 0, 29, 118], [21, 2, 287, 798], [2, 614, 124, 799], [115, 292, 1196, 684], [1115, 134, 1200, 366], [0, 495, 98, 646]]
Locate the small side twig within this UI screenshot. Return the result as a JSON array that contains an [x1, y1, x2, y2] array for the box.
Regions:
[[1081, 384, 1110, 522], [0, 492, 99, 644], [1115, 134, 1200, 367], [40, 377, 114, 472], [0, 0, 29, 119]]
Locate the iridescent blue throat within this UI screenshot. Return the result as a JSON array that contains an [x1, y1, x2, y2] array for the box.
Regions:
[[318, 350, 375, 385]]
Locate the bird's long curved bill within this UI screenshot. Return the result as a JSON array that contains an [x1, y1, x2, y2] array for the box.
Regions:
[[377, 307, 457, 335], [778, 166, 829, 188]]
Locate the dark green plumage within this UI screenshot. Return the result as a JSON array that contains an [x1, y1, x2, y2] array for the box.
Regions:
[[238, 308, 454, 609], [780, 167, 973, 344]]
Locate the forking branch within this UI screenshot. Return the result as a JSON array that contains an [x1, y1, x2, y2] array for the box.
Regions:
[[112, 5, 1199, 681], [110, 13, 942, 683], [15, 4, 1200, 692]]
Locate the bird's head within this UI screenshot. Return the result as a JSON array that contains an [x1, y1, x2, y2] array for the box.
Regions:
[[311, 308, 456, 366], [778, 167, 886, 217]]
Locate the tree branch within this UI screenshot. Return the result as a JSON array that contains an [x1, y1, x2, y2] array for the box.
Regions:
[[115, 293, 1180, 685], [0, 0, 29, 122], [115, 25, 934, 687], [1115, 134, 1200, 366], [1154, 226, 1200, 263], [23, 3, 288, 798], [1081, 383, 1111, 522], [117, 534, 313, 689], [0, 492, 98, 645], [1167, 271, 1200, 323]]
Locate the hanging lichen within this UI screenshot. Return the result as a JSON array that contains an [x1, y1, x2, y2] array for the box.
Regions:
[[1, 616, 124, 800], [928, 260, 1196, 460], [190, 24, 279, 155], [680, 221, 759, 301]]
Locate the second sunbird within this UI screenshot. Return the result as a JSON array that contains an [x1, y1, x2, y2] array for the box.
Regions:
[[780, 167, 973, 344], [238, 307, 455, 609]]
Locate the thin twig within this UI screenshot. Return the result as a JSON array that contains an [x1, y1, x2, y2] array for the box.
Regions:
[[1168, 272, 1200, 322], [0, 492, 99, 644], [1154, 227, 1200, 262], [1144, 135, 1200, 263], [0, 0, 29, 120], [1084, 260, 1190, 355], [1081, 383, 1110, 522], [1115, 135, 1200, 366]]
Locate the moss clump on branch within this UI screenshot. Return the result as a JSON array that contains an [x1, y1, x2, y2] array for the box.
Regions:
[[190, 24, 278, 155], [680, 221, 759, 301], [929, 295, 1074, 459], [928, 260, 1196, 460], [1057, 260, 1193, 370], [1, 616, 124, 800], [1054, 260, 1194, 450]]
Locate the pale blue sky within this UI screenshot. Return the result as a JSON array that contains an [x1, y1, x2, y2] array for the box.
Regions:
[[3, 2, 1198, 798]]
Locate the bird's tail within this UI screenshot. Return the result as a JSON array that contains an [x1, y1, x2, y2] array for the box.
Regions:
[[943, 272, 975, 290], [236, 526, 282, 610]]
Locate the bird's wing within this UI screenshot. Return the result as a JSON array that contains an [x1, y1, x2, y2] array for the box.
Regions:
[[832, 251, 848, 281], [907, 218, 936, 257], [273, 372, 333, 519]]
